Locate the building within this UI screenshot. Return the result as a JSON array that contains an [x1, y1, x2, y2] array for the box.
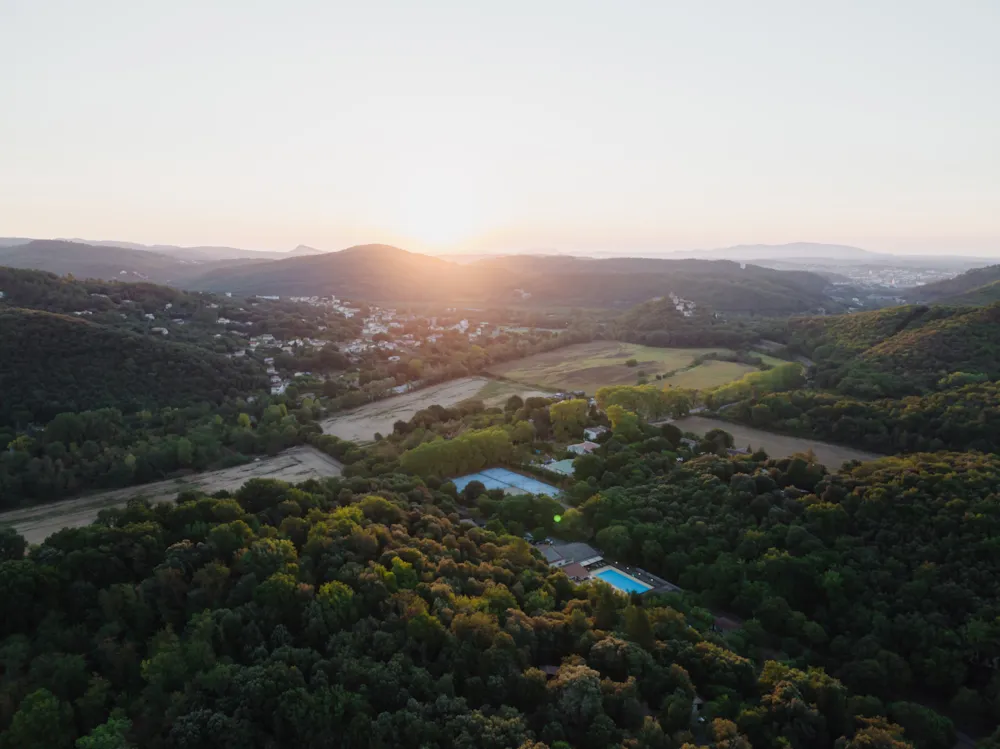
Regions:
[[561, 563, 590, 581], [538, 542, 603, 569], [584, 426, 609, 441], [567, 441, 600, 455], [546, 459, 576, 476]]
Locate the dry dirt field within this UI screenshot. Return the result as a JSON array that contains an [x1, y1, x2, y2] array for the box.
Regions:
[[321, 377, 551, 442], [0, 446, 343, 545], [673, 416, 879, 468]]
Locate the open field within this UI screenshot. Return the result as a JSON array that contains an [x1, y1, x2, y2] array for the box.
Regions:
[[321, 377, 551, 442], [488, 341, 758, 394], [0, 446, 343, 545], [662, 359, 756, 388], [673, 416, 880, 468]]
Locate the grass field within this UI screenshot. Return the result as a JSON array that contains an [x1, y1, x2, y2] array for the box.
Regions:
[[488, 341, 763, 394], [662, 359, 757, 388]]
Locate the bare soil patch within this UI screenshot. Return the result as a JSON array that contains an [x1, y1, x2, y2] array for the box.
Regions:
[[674, 416, 879, 468], [0, 446, 343, 545], [321, 377, 550, 442]]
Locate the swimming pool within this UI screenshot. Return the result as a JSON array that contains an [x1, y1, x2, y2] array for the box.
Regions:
[[593, 567, 652, 594]]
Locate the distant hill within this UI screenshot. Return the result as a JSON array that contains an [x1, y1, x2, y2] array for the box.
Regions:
[[0, 307, 266, 427], [687, 242, 884, 262], [0, 237, 333, 263], [0, 240, 193, 282], [789, 302, 1000, 397], [905, 264, 1000, 304], [186, 243, 834, 313], [0, 239, 273, 285]]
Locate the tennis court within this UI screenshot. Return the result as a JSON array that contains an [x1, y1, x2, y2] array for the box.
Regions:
[[452, 467, 561, 496]]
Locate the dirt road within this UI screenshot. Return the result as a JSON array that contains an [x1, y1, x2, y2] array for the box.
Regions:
[[0, 446, 343, 545], [673, 416, 879, 468], [321, 377, 550, 442]]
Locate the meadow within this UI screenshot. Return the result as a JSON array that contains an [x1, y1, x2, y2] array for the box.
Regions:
[[488, 341, 775, 393]]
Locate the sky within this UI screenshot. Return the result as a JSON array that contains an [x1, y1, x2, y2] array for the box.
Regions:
[[1, 1, 998, 256]]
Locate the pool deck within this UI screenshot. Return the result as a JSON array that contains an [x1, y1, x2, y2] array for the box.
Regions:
[[588, 563, 680, 595]]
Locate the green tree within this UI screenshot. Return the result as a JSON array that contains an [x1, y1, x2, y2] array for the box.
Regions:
[[1, 688, 75, 749]]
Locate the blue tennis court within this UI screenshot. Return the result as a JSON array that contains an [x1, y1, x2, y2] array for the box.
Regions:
[[452, 467, 561, 496], [594, 568, 652, 594]]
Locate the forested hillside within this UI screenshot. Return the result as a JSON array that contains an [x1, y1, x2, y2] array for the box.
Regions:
[[729, 381, 1000, 454], [185, 245, 835, 312], [0, 473, 924, 749], [906, 264, 1000, 304], [613, 298, 764, 347], [0, 309, 266, 427], [0, 240, 188, 282], [788, 303, 1000, 397], [561, 443, 1000, 740]]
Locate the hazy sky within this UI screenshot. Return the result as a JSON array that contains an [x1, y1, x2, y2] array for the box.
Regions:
[[2, 1, 998, 255]]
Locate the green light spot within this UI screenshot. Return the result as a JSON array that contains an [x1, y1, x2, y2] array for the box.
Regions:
[[553, 515, 562, 523]]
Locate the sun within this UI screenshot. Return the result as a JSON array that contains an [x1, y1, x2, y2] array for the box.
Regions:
[[394, 168, 490, 250]]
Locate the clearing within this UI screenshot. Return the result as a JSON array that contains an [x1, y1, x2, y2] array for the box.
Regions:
[[489, 341, 777, 394], [673, 416, 879, 468], [321, 376, 551, 442], [0, 446, 343, 545]]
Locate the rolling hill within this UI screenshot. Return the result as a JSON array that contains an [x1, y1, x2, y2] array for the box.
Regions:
[[0, 308, 266, 427], [905, 264, 1000, 304], [0, 239, 277, 286], [185, 243, 835, 313], [789, 302, 1000, 397], [0, 239, 188, 281]]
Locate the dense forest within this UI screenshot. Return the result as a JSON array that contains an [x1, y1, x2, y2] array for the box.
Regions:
[[0, 266, 361, 346], [0, 400, 321, 508], [715, 301, 1000, 459], [0, 472, 931, 749], [0, 309, 267, 428], [613, 298, 767, 348], [723, 381, 1000, 454], [786, 303, 1000, 398], [556, 439, 1000, 740]]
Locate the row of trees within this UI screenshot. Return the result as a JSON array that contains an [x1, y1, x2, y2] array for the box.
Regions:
[[595, 385, 693, 421], [703, 362, 806, 409], [0, 472, 928, 748]]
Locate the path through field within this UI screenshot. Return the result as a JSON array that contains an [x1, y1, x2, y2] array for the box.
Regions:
[[0, 446, 343, 545], [673, 416, 879, 468], [321, 377, 550, 442]]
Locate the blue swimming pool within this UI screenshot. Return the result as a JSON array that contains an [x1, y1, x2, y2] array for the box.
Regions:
[[594, 568, 652, 594]]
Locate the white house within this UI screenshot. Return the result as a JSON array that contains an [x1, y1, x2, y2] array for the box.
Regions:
[[584, 426, 609, 441], [567, 441, 600, 455]]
